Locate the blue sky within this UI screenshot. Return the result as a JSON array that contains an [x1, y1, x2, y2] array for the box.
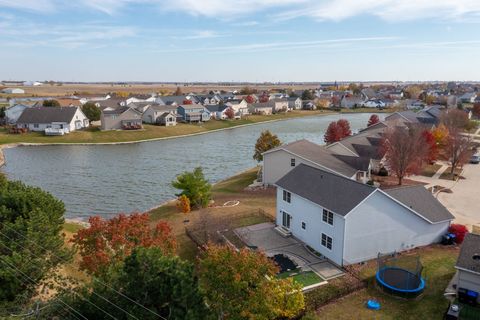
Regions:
[[1, 0, 479, 82]]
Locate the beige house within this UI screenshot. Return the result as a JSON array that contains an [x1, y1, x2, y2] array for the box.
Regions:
[[101, 106, 142, 130], [142, 105, 177, 125]]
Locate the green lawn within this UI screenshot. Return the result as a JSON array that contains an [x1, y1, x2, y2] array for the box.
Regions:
[[0, 110, 332, 145], [313, 246, 459, 320], [278, 269, 323, 287]]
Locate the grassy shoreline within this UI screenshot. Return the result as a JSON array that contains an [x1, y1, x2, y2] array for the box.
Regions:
[[0, 108, 394, 146], [0, 110, 334, 145]]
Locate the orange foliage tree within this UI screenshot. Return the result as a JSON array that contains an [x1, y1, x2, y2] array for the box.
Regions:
[[367, 114, 380, 127], [71, 213, 176, 275], [176, 194, 191, 214]]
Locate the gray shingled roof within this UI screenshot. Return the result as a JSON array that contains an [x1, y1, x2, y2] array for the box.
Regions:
[[384, 185, 454, 223], [456, 233, 480, 274], [268, 139, 359, 177], [275, 164, 376, 216], [16, 107, 79, 123]]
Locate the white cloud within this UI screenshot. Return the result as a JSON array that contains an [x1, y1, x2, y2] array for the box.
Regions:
[[174, 30, 228, 40], [1, 0, 480, 22]]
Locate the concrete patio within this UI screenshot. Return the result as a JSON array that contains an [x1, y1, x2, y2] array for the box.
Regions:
[[234, 222, 344, 280]]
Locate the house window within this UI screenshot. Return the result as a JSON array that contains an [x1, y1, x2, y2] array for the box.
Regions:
[[291, 158, 296, 167], [282, 211, 292, 229], [301, 222, 306, 230], [321, 233, 333, 250], [322, 209, 334, 225], [283, 190, 291, 203], [33, 124, 39, 128]]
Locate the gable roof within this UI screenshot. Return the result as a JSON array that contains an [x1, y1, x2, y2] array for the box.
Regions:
[[276, 164, 376, 216], [146, 104, 177, 113], [16, 107, 80, 124], [265, 139, 359, 177], [384, 185, 454, 223], [102, 106, 142, 115], [456, 233, 480, 275]]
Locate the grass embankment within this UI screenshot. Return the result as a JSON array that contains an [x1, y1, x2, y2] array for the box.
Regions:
[[278, 270, 323, 287], [0, 110, 333, 145], [148, 167, 274, 261], [313, 246, 459, 320]]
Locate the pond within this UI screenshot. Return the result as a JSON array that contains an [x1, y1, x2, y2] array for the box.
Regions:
[[3, 113, 386, 219]]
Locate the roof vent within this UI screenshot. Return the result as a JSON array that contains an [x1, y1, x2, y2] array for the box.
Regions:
[[473, 254, 480, 261]]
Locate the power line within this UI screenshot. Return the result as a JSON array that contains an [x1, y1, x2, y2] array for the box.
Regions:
[[0, 223, 167, 320], [0, 240, 119, 320], [0, 256, 87, 320]]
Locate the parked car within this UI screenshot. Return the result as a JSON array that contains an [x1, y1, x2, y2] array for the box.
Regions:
[[470, 154, 480, 164]]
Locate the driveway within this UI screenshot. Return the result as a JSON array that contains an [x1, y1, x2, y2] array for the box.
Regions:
[[437, 163, 480, 229], [234, 222, 344, 280]]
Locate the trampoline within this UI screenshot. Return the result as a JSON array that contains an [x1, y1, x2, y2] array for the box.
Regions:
[[376, 253, 425, 298]]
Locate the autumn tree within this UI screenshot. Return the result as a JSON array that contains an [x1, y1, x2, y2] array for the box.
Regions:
[[0, 176, 70, 305], [81, 102, 101, 122], [253, 130, 281, 162], [473, 103, 480, 118], [432, 124, 449, 150], [225, 107, 235, 119], [240, 86, 256, 95], [174, 87, 182, 95], [441, 109, 469, 130], [56, 247, 210, 320], [71, 213, 176, 276], [199, 245, 304, 320], [444, 127, 471, 177], [382, 125, 429, 185], [422, 130, 438, 163], [176, 194, 191, 214], [42, 99, 60, 107], [245, 95, 255, 104], [367, 114, 380, 127], [172, 167, 212, 208], [404, 85, 422, 100], [324, 119, 352, 144], [115, 91, 129, 98]]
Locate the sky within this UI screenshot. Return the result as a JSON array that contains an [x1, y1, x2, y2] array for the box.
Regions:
[[0, 0, 480, 82]]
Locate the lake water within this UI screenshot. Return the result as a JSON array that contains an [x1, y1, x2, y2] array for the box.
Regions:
[[2, 113, 386, 219]]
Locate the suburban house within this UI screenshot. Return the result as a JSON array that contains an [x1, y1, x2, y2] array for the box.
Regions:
[[362, 99, 386, 108], [459, 92, 477, 104], [248, 102, 273, 115], [204, 105, 230, 119], [2, 88, 25, 94], [56, 98, 82, 107], [262, 139, 372, 185], [177, 104, 210, 122], [142, 105, 177, 125], [287, 97, 302, 110], [275, 164, 454, 266], [454, 233, 480, 304], [225, 99, 249, 117], [302, 101, 316, 110], [16, 106, 89, 134], [5, 104, 30, 124], [268, 98, 289, 112], [340, 95, 364, 109], [100, 106, 142, 130]]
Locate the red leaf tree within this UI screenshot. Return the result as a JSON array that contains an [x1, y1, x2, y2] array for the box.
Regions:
[[225, 107, 235, 119], [449, 224, 469, 244], [367, 114, 380, 127], [324, 119, 352, 144], [381, 125, 429, 185], [422, 130, 438, 163], [245, 95, 255, 104], [72, 213, 176, 275]]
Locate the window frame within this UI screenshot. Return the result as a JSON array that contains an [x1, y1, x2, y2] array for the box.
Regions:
[[301, 221, 306, 230], [283, 190, 291, 203], [321, 233, 333, 250], [290, 158, 296, 167], [322, 209, 334, 226]]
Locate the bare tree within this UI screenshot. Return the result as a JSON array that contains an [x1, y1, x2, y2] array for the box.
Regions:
[[444, 127, 471, 177], [382, 125, 429, 185]]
